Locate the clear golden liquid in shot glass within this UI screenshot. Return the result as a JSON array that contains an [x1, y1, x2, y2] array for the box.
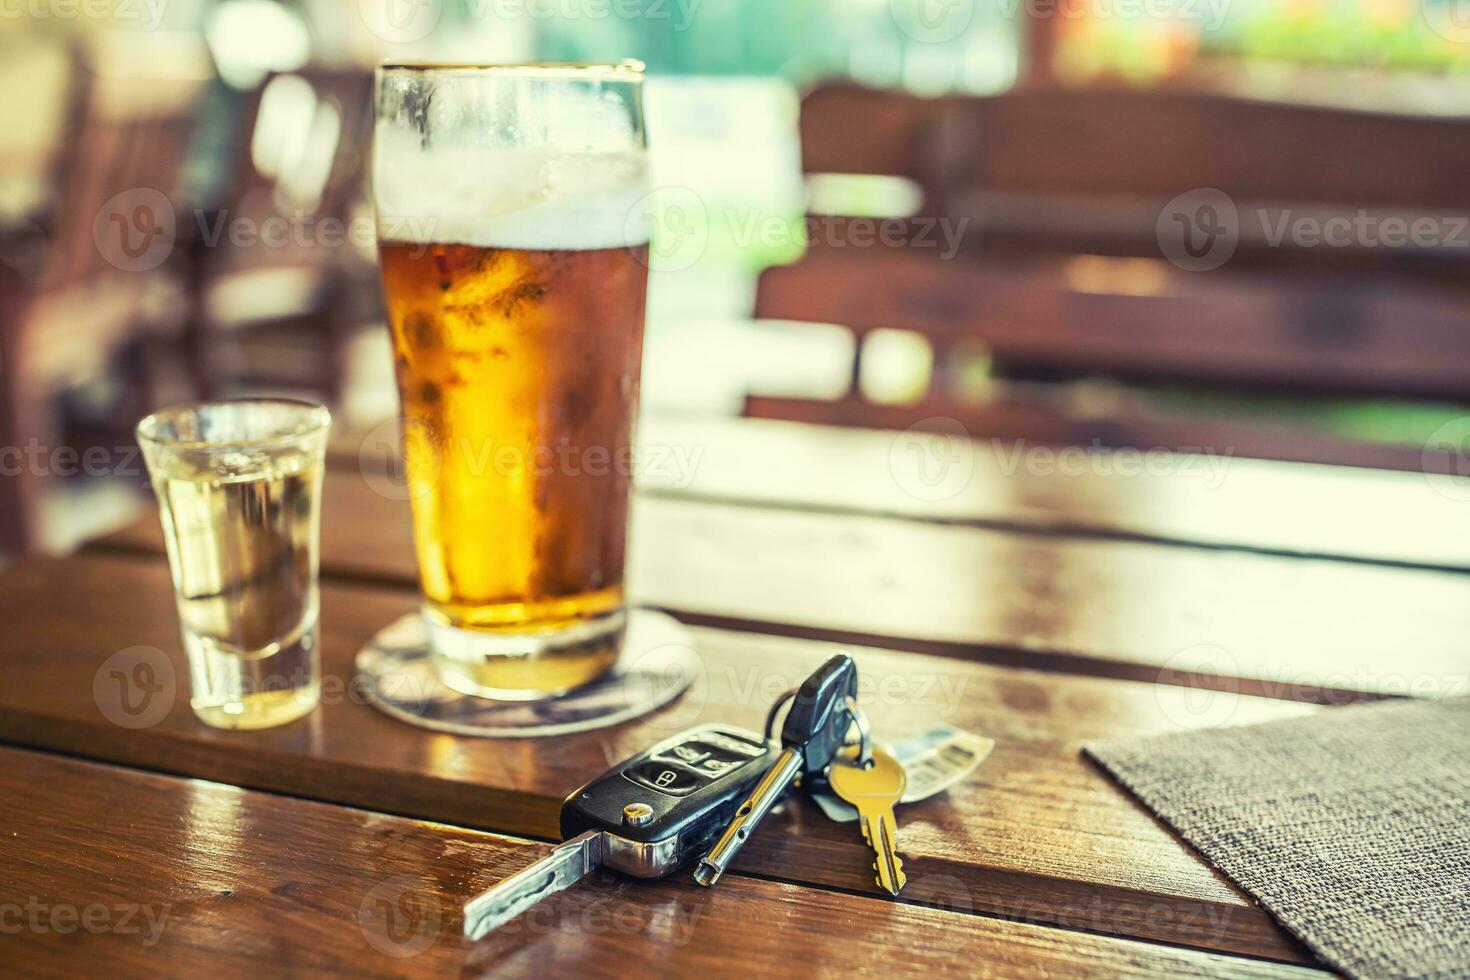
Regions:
[[140, 402, 329, 729]]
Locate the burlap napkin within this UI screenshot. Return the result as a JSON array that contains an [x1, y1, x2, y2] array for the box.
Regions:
[[1085, 697, 1470, 979]]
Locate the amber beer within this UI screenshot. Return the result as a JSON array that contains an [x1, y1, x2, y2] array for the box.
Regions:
[[378, 238, 649, 696], [373, 61, 651, 705]]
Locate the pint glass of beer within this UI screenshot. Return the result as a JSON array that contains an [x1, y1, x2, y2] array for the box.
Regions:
[[372, 63, 649, 700]]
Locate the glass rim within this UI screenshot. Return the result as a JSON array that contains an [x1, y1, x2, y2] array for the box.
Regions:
[[136, 398, 332, 452], [377, 60, 645, 80]]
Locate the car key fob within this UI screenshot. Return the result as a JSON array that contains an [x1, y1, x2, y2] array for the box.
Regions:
[[559, 724, 779, 878], [464, 724, 778, 939]]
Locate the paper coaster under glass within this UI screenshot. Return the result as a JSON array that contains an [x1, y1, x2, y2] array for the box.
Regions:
[[356, 608, 699, 737]]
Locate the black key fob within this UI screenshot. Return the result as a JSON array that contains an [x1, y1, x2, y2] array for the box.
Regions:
[[559, 724, 778, 878], [782, 654, 860, 794], [782, 654, 859, 778]]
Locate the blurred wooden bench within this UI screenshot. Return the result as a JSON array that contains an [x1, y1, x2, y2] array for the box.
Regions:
[[0, 36, 209, 554], [182, 66, 376, 402], [752, 83, 1470, 470]]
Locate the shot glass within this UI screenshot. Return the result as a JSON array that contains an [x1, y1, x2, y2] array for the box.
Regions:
[[137, 400, 331, 730]]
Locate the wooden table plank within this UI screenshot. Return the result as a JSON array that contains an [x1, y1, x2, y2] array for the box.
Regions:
[[0, 746, 1323, 978], [346, 413, 1470, 570], [0, 552, 1321, 962], [95, 465, 1470, 700], [629, 499, 1470, 701]]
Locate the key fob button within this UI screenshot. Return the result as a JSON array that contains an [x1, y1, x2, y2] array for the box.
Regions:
[[698, 757, 742, 776], [625, 762, 704, 796], [699, 732, 767, 757], [656, 741, 750, 772], [666, 743, 711, 765]]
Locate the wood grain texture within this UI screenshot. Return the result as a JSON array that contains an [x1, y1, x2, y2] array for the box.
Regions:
[[0, 552, 1325, 962], [96, 462, 1470, 699], [0, 747, 1325, 978], [742, 392, 1456, 488], [339, 414, 1470, 571], [755, 234, 1470, 402]]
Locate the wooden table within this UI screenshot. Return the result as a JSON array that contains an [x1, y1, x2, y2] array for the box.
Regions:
[[5, 414, 1463, 975]]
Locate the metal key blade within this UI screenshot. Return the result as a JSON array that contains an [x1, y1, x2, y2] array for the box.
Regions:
[[463, 830, 604, 940], [859, 810, 906, 896], [693, 746, 802, 886], [829, 747, 908, 897]]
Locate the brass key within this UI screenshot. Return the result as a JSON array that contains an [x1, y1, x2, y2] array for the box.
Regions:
[[828, 746, 908, 896]]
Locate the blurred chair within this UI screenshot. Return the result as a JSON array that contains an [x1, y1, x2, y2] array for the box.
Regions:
[[0, 35, 209, 554], [752, 83, 1470, 471], [182, 66, 378, 403], [792, 83, 959, 211]]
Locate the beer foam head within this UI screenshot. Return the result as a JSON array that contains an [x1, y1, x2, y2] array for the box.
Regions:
[[374, 131, 650, 251]]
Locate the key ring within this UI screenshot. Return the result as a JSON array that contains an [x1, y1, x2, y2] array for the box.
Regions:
[[764, 687, 873, 769], [844, 696, 874, 770], [763, 688, 797, 742]]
